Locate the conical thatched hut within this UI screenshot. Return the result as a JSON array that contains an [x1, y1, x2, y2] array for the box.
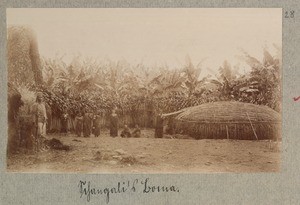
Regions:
[[7, 25, 43, 85], [174, 101, 281, 140], [7, 26, 43, 154]]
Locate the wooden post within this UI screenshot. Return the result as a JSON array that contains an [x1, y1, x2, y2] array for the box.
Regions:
[[226, 125, 229, 139], [246, 112, 258, 140], [234, 124, 237, 139]]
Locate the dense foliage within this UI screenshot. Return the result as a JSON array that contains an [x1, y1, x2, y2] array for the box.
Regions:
[[13, 46, 282, 123]]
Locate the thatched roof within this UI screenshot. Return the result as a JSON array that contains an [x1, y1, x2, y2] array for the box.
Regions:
[[7, 25, 43, 85], [175, 101, 280, 124]]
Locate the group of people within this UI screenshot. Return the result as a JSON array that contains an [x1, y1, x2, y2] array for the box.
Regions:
[[74, 108, 141, 138], [31, 92, 168, 152], [120, 124, 141, 138], [74, 112, 101, 138]]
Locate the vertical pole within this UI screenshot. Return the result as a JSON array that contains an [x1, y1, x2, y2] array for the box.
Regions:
[[226, 125, 229, 139], [246, 112, 258, 140]]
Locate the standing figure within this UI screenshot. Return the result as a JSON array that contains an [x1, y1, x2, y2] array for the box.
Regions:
[[61, 112, 68, 135], [132, 124, 141, 138], [155, 113, 164, 138], [45, 103, 52, 134], [75, 113, 83, 137], [31, 92, 47, 152], [110, 108, 118, 137], [92, 114, 101, 137], [83, 112, 92, 137]]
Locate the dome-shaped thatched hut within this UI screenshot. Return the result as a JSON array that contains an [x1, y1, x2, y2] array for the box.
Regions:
[[174, 101, 281, 140]]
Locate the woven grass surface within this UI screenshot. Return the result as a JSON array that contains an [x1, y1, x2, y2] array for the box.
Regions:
[[176, 101, 280, 124], [174, 101, 281, 140], [7, 25, 43, 85]]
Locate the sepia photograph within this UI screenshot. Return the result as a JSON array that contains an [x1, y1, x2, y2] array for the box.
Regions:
[[6, 8, 282, 173]]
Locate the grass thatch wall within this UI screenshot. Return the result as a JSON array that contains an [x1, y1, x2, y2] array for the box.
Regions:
[[174, 101, 281, 140], [7, 26, 43, 85], [7, 84, 23, 154], [7, 26, 43, 153]]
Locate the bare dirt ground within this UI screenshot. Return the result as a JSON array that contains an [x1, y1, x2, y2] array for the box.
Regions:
[[7, 129, 280, 173]]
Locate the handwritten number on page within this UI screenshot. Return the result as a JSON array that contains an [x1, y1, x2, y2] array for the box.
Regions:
[[285, 10, 295, 18]]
